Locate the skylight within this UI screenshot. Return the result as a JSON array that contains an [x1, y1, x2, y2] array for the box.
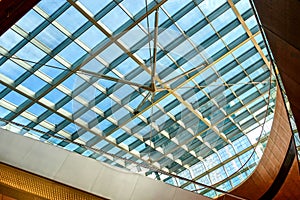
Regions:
[[0, 0, 276, 198]]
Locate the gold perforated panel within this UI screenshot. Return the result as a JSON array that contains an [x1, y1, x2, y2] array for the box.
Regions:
[[0, 163, 106, 200]]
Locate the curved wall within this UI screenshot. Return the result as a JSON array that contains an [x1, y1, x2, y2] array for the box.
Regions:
[[217, 87, 299, 199]]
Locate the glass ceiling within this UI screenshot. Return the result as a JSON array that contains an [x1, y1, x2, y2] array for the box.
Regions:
[[0, 0, 277, 198]]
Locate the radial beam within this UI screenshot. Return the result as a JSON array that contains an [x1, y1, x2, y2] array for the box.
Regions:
[[87, 31, 261, 146], [151, 9, 159, 91], [78, 69, 153, 92], [168, 89, 230, 143], [8, 0, 168, 123], [67, 0, 167, 78], [227, 0, 270, 69], [151, 88, 271, 163], [157, 64, 206, 88]]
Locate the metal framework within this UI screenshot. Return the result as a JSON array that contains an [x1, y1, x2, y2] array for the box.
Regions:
[[0, 0, 277, 198]]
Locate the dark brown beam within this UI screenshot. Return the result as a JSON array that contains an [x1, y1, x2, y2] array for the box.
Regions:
[[0, 0, 41, 36]]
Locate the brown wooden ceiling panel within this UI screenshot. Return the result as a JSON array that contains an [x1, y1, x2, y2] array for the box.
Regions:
[[274, 157, 300, 200], [253, 0, 300, 50], [253, 0, 300, 131], [0, 0, 41, 36]]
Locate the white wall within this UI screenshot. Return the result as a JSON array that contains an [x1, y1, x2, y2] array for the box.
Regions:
[[0, 129, 210, 200]]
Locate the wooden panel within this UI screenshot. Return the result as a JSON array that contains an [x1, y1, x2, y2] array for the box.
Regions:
[[0, 0, 40, 35], [253, 0, 300, 50], [251, 1, 300, 197], [0, 194, 16, 200], [253, 0, 300, 138], [274, 157, 300, 199]]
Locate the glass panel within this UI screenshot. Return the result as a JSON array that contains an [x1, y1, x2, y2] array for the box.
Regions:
[[20, 78, 45, 96], [78, 26, 106, 49], [36, 24, 67, 49], [99, 6, 131, 32], [56, 6, 87, 33], [16, 10, 44, 33], [0, 0, 277, 197], [79, 0, 111, 16], [37, 0, 65, 15], [4, 91, 28, 106], [59, 42, 86, 64], [0, 29, 23, 50], [0, 60, 26, 80]]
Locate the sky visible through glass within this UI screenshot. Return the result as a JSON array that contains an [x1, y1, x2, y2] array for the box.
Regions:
[[0, 0, 277, 198]]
